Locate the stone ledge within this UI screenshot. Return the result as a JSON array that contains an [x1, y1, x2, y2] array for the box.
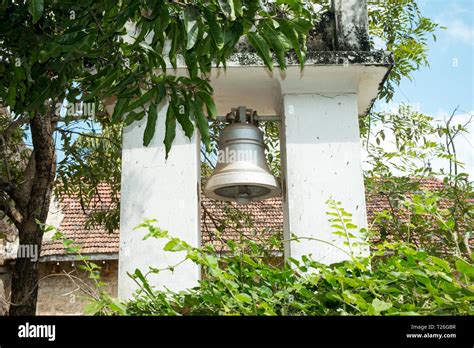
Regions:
[[39, 252, 119, 262], [226, 49, 394, 68]]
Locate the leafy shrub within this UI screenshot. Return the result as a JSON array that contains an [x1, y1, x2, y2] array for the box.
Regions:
[[88, 201, 473, 316], [362, 106, 473, 259]]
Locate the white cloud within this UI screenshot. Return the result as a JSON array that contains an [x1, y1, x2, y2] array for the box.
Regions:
[[361, 109, 474, 181], [443, 20, 474, 46]]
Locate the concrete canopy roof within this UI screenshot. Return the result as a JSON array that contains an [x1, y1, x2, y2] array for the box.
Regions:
[[210, 50, 393, 117]]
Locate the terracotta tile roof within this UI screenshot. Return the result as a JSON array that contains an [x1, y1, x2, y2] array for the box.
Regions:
[[365, 178, 474, 253], [365, 178, 446, 224], [41, 184, 119, 257], [39, 178, 464, 257], [201, 196, 283, 253], [41, 183, 284, 257]]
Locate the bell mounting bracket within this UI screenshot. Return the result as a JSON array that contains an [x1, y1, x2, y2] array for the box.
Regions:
[[214, 106, 280, 124], [226, 106, 257, 125]]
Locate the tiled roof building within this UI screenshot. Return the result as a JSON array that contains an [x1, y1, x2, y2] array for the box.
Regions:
[[40, 178, 457, 259]]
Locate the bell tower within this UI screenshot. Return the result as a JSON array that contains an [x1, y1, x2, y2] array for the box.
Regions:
[[116, 0, 393, 298]]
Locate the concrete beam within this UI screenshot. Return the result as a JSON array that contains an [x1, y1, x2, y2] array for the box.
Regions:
[[210, 58, 390, 117]]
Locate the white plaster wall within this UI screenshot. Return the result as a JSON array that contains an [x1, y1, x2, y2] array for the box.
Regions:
[[37, 261, 118, 315], [0, 266, 11, 315], [0, 221, 17, 263], [43, 195, 65, 243], [281, 93, 369, 264], [118, 101, 200, 299]]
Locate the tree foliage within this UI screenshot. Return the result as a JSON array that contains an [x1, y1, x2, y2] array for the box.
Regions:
[[368, 0, 440, 100], [362, 105, 473, 259], [0, 0, 314, 154]]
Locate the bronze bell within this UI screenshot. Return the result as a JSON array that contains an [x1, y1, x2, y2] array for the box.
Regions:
[[204, 107, 280, 204]]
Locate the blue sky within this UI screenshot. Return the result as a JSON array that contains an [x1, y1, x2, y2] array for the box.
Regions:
[[392, 0, 473, 114], [375, 0, 474, 178]]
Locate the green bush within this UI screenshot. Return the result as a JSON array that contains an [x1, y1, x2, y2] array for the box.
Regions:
[[88, 201, 473, 316]]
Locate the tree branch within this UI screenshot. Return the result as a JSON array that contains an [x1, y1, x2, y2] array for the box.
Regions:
[[26, 111, 56, 228], [0, 114, 29, 145], [55, 128, 121, 148], [0, 194, 23, 229], [14, 151, 36, 211]]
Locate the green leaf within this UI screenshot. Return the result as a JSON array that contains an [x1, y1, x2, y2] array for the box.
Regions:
[[83, 302, 102, 316], [124, 110, 145, 126], [168, 24, 179, 70], [176, 101, 194, 139], [233, 0, 243, 17], [242, 254, 257, 267], [222, 21, 243, 52], [371, 298, 392, 315], [292, 18, 313, 33], [126, 88, 157, 112], [142, 83, 166, 146], [164, 104, 176, 158], [218, 0, 235, 21], [193, 99, 210, 151], [277, 19, 305, 70], [455, 259, 474, 276], [156, 81, 167, 103], [37, 44, 62, 63], [430, 256, 451, 273], [203, 7, 224, 50], [5, 81, 16, 108], [163, 239, 178, 251], [247, 31, 273, 71], [143, 103, 158, 146], [184, 6, 199, 50], [133, 269, 155, 298], [156, 54, 167, 72], [235, 293, 252, 303], [261, 22, 286, 70], [28, 0, 44, 24], [91, 70, 120, 96], [57, 27, 89, 45], [196, 92, 217, 119], [107, 299, 127, 315], [111, 98, 129, 123]]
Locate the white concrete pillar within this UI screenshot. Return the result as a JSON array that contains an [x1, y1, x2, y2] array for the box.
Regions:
[[280, 92, 369, 264], [118, 102, 201, 299], [332, 0, 369, 51]]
